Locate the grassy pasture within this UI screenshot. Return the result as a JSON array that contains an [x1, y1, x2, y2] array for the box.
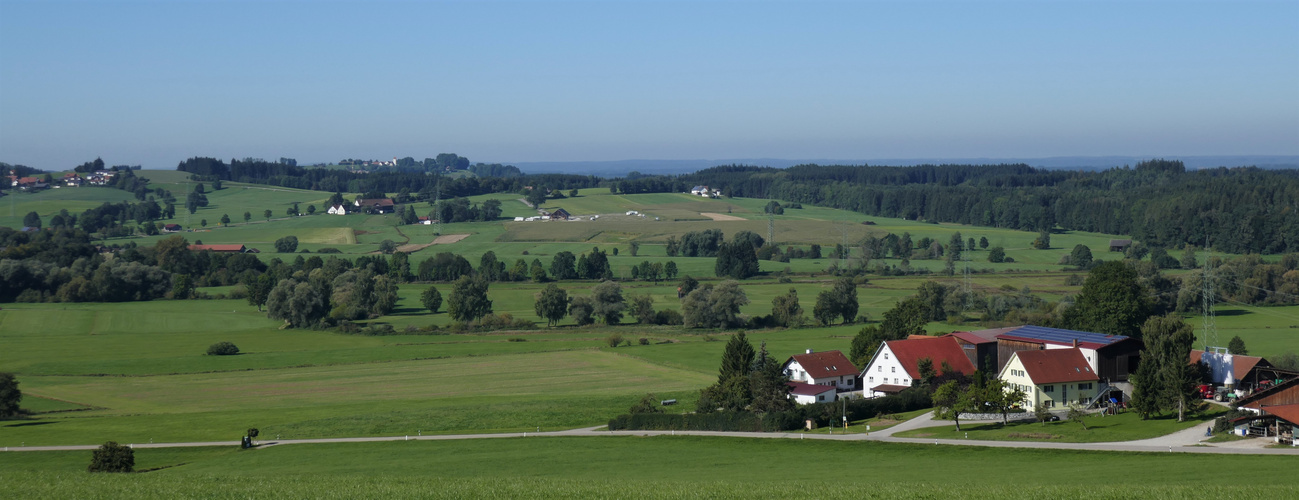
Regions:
[[2, 437, 1296, 498]]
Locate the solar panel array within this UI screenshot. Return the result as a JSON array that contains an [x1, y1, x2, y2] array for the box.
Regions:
[[1004, 325, 1127, 346]]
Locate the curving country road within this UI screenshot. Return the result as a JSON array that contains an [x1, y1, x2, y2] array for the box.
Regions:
[[6, 412, 1296, 455]]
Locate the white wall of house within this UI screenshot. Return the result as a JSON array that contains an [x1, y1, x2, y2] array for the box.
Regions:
[[327, 205, 347, 215], [860, 344, 914, 397], [791, 389, 836, 405]]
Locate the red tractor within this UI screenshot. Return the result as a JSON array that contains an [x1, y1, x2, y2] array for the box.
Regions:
[[1198, 384, 1215, 399]]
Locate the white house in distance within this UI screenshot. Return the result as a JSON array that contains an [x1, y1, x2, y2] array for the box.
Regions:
[[861, 337, 976, 398], [782, 349, 859, 399], [327, 204, 348, 215], [998, 348, 1099, 409], [786, 382, 837, 405]]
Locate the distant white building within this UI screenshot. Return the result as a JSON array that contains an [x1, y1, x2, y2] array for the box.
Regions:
[[327, 204, 348, 215]]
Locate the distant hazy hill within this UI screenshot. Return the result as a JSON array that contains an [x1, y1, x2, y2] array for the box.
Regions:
[[513, 155, 1299, 176]]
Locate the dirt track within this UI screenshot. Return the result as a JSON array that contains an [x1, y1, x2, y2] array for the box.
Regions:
[[700, 212, 745, 221], [395, 233, 470, 253]]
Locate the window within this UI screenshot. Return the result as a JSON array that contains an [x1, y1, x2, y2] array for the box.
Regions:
[[1043, 385, 1054, 393], [891, 367, 896, 373], [1045, 400, 1054, 408], [878, 366, 883, 372], [869, 377, 874, 383], [903, 378, 909, 385], [884, 353, 889, 359], [818, 395, 825, 401], [1078, 383, 1092, 390]]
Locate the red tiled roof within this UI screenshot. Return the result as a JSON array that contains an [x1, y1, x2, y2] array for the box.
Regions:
[[872, 384, 912, 394], [188, 244, 246, 252], [1261, 404, 1299, 425], [1189, 350, 1267, 381], [883, 337, 976, 379], [786, 350, 858, 380], [786, 381, 836, 397], [1014, 348, 1098, 385]]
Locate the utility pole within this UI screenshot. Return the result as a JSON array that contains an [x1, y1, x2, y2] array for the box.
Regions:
[[962, 251, 973, 311], [432, 179, 442, 236], [767, 212, 774, 247]]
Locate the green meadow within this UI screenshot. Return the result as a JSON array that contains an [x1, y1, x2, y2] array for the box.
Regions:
[[1, 437, 1296, 499]]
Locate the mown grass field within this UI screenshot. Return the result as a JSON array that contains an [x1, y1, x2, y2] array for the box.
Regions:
[[2, 437, 1296, 498], [897, 406, 1226, 443]]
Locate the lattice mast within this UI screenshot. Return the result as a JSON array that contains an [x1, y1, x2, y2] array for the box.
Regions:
[[1200, 240, 1218, 350]]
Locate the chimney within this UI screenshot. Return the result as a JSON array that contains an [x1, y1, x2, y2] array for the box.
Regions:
[[806, 349, 813, 354], [1072, 338, 1079, 348]]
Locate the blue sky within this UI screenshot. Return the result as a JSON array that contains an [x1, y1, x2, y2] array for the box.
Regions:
[[1, 1, 1296, 170]]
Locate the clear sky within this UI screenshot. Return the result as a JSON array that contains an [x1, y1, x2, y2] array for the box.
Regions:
[[1, 0, 1296, 170]]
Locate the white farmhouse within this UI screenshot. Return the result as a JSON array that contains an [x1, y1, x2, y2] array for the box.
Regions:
[[860, 337, 976, 398], [782, 349, 859, 399], [327, 204, 348, 215]]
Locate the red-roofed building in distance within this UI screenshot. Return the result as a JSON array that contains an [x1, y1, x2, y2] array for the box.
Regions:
[[782, 349, 859, 400], [860, 337, 976, 398], [354, 198, 395, 214], [998, 348, 1100, 409]]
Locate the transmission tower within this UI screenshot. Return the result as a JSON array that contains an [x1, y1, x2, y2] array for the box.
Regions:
[[432, 181, 442, 236], [1200, 240, 1218, 349], [767, 212, 774, 246], [962, 251, 973, 311]]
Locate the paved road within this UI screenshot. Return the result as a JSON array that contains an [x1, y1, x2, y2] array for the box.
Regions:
[[7, 414, 1297, 455]]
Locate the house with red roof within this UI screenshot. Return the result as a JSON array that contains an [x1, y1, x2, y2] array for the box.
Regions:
[[354, 198, 395, 213], [860, 337, 976, 398], [998, 348, 1099, 409], [782, 349, 859, 399]]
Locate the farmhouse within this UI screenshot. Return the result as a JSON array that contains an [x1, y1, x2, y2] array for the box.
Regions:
[[998, 348, 1099, 409], [163, 223, 182, 232], [784, 350, 859, 393], [188, 244, 249, 253], [63, 174, 83, 187], [860, 337, 975, 398], [327, 204, 348, 215], [1108, 239, 1132, 252], [783, 349, 859, 397], [417, 216, 432, 225], [12, 176, 47, 191], [549, 208, 572, 220], [354, 198, 395, 213], [786, 382, 838, 405]]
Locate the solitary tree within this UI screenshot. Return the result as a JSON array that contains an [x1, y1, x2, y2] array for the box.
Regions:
[[274, 235, 299, 253], [220, 214, 231, 226], [421, 286, 443, 314], [0, 372, 21, 418], [590, 280, 626, 325], [533, 284, 569, 327], [1227, 335, 1248, 355], [987, 246, 1006, 263], [771, 288, 803, 327], [932, 380, 967, 431], [447, 276, 493, 322], [979, 236, 989, 249], [263, 209, 272, 221], [22, 211, 41, 229], [1130, 314, 1198, 421], [88, 441, 134, 472], [1070, 244, 1093, 268], [243, 211, 252, 223]]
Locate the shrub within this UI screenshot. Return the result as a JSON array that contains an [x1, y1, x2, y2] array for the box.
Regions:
[[274, 235, 299, 253], [206, 342, 239, 356], [88, 441, 134, 473], [508, 337, 527, 342], [606, 333, 625, 347], [638, 337, 650, 345], [317, 247, 342, 254], [654, 309, 683, 326]]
